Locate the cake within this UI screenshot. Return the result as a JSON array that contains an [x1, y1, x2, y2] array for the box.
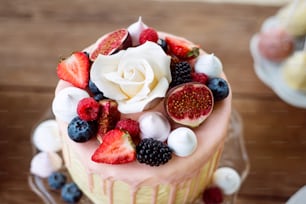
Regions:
[[51, 17, 232, 204]]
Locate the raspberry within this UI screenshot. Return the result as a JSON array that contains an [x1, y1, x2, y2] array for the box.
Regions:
[[77, 97, 101, 121], [170, 61, 192, 88], [116, 118, 140, 144], [136, 138, 172, 166], [139, 28, 158, 44], [191, 72, 209, 84], [202, 186, 223, 204]]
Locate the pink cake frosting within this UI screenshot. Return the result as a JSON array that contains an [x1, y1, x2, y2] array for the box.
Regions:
[[53, 18, 232, 203]]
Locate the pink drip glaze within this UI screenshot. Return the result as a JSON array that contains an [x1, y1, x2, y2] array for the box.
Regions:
[[152, 185, 158, 204], [168, 183, 177, 204], [130, 186, 137, 204], [87, 172, 94, 193], [183, 180, 192, 203]]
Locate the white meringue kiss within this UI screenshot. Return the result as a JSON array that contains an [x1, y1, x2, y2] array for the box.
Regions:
[[30, 152, 62, 178], [91, 42, 171, 114], [52, 87, 89, 123], [213, 167, 241, 195], [167, 127, 197, 157], [194, 54, 223, 78], [127, 16, 148, 46], [33, 120, 62, 152], [138, 112, 171, 142]]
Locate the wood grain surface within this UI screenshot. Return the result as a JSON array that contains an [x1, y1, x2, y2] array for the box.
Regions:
[[1, 0, 305, 203]]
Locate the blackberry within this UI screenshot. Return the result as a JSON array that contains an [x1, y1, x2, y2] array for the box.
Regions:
[[170, 61, 192, 88], [136, 138, 172, 166]]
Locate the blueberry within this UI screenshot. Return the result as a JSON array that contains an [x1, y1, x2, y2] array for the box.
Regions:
[[93, 93, 105, 101], [207, 77, 229, 101], [157, 38, 168, 53], [61, 182, 82, 203], [48, 172, 67, 190], [68, 116, 97, 143], [89, 80, 102, 95]]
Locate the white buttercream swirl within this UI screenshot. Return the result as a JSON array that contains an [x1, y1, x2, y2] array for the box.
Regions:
[[52, 87, 89, 123], [167, 127, 198, 157], [91, 41, 171, 114], [213, 167, 241, 195], [127, 16, 148, 46], [30, 152, 62, 178], [194, 54, 223, 78], [33, 119, 62, 152], [138, 112, 171, 142]]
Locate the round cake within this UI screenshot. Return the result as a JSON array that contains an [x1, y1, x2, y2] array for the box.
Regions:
[[52, 17, 232, 204]]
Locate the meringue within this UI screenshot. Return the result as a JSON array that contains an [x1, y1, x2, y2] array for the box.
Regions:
[[194, 54, 223, 78], [52, 87, 89, 123], [212, 167, 241, 195], [32, 119, 62, 152], [138, 112, 171, 142], [127, 16, 148, 46], [30, 151, 62, 178], [167, 127, 197, 157]]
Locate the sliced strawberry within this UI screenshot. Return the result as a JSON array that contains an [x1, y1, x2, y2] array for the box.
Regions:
[[57, 52, 90, 89], [91, 129, 136, 164], [165, 36, 200, 60]]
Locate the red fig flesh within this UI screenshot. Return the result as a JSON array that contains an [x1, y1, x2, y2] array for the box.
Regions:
[[165, 82, 214, 127], [90, 28, 132, 60]]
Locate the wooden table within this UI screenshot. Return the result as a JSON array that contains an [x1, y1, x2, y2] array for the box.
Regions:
[[1, 0, 305, 203]]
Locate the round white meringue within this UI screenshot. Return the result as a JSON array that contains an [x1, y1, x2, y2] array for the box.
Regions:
[[213, 167, 241, 195], [30, 151, 62, 178], [194, 54, 223, 78], [127, 16, 148, 46], [33, 120, 62, 152], [138, 112, 170, 142], [167, 127, 197, 157], [52, 87, 89, 123]]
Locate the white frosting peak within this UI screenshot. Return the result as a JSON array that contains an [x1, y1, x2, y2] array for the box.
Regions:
[[167, 127, 197, 157], [52, 87, 89, 122], [30, 152, 62, 178], [213, 167, 241, 195], [138, 112, 170, 142], [127, 16, 148, 46], [33, 120, 62, 152], [194, 53, 223, 78]]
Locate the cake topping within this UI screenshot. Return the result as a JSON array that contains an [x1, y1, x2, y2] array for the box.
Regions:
[[90, 41, 171, 114], [138, 111, 171, 142], [68, 116, 97, 143], [165, 82, 214, 127], [136, 138, 172, 166], [115, 118, 141, 144], [127, 16, 148, 46], [212, 167, 241, 195], [30, 151, 62, 178], [167, 127, 197, 157], [57, 51, 90, 89], [169, 61, 192, 88], [207, 77, 230, 102], [91, 129, 136, 164], [139, 27, 159, 44], [194, 54, 223, 78], [52, 87, 90, 123], [32, 119, 62, 152], [90, 28, 132, 61], [77, 97, 101, 121], [165, 35, 200, 60]]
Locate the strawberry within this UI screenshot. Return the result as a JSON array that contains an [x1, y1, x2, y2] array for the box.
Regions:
[[165, 36, 200, 60], [57, 52, 90, 89], [139, 28, 159, 44], [96, 99, 121, 143], [91, 129, 136, 164]]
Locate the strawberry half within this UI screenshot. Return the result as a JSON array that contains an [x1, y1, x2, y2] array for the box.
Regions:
[[57, 52, 90, 89], [165, 36, 200, 60], [91, 129, 136, 164]]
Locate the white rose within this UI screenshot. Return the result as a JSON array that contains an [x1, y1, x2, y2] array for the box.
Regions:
[[90, 41, 171, 114]]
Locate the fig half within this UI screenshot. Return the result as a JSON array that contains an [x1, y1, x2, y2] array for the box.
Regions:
[[165, 82, 214, 127], [90, 28, 132, 61]]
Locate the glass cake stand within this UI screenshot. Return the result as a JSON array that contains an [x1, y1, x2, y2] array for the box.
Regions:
[[28, 108, 249, 204]]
